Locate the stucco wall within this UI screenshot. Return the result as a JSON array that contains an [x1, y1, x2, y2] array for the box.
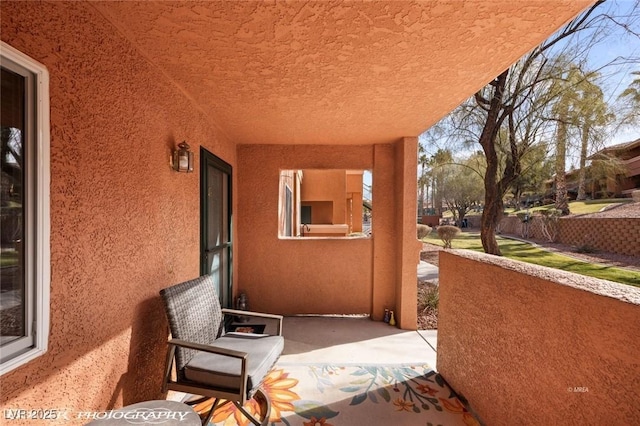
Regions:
[[300, 169, 347, 224], [1, 1, 236, 417], [372, 144, 399, 322], [237, 145, 374, 316], [237, 143, 419, 327], [394, 138, 421, 329], [437, 250, 640, 425]]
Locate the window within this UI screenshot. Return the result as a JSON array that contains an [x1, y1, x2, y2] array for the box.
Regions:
[[278, 169, 372, 238], [0, 42, 50, 375]]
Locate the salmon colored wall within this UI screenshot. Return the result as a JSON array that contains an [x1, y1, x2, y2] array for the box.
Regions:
[[437, 250, 640, 425], [237, 144, 416, 319], [346, 173, 364, 233], [300, 201, 334, 224], [371, 144, 398, 321], [346, 173, 363, 193], [301, 169, 347, 224], [1, 1, 236, 417], [237, 145, 373, 315], [394, 138, 421, 329]]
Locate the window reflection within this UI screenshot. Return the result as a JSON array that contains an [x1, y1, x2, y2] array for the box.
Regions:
[[1, 67, 26, 347]]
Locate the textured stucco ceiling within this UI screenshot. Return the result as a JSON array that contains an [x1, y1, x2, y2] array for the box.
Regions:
[[93, 1, 593, 145]]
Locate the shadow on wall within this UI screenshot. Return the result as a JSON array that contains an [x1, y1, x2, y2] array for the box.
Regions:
[[107, 297, 169, 408]]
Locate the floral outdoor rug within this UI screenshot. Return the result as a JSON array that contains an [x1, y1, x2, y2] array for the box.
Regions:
[[195, 363, 479, 426]]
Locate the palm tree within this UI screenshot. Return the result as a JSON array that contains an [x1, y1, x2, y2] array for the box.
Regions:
[[417, 145, 430, 217], [430, 149, 453, 216], [619, 70, 640, 126], [550, 67, 584, 215], [574, 73, 613, 200]]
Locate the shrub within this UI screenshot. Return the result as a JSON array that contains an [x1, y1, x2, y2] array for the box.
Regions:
[[576, 245, 597, 254], [417, 224, 432, 240], [437, 225, 460, 249], [538, 208, 561, 242], [419, 285, 439, 310], [577, 231, 597, 253]]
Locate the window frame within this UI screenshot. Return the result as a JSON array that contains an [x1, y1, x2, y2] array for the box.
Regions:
[[0, 42, 50, 375]]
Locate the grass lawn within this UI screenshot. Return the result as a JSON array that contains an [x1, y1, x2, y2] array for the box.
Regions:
[[563, 201, 621, 214], [422, 232, 640, 287]]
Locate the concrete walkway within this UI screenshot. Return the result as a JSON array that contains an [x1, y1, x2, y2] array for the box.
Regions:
[[416, 260, 439, 364], [418, 260, 439, 283]]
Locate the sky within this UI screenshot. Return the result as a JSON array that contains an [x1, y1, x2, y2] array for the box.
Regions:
[[585, 0, 640, 146]]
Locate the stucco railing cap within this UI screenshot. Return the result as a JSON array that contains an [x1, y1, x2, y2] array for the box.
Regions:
[[442, 250, 640, 306]]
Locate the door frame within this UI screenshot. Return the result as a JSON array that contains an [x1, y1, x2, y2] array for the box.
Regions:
[[199, 147, 233, 307]]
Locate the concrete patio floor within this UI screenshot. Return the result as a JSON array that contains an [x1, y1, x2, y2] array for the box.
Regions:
[[277, 316, 438, 367], [275, 260, 440, 365]]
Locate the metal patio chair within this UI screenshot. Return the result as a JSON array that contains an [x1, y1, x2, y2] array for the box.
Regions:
[[160, 276, 284, 426]]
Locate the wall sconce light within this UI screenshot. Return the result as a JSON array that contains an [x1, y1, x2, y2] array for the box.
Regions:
[[172, 141, 194, 173]]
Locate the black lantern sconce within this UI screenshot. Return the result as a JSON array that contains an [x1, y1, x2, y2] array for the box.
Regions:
[[172, 141, 194, 173]]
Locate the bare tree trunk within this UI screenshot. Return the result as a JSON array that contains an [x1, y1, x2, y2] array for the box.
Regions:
[[435, 174, 444, 216], [513, 188, 522, 211], [431, 177, 437, 215], [477, 70, 509, 255], [554, 104, 570, 215], [576, 124, 590, 200], [425, 185, 430, 210], [480, 195, 504, 256]]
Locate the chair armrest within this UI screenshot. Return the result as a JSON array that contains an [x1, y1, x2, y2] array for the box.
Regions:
[[222, 309, 283, 336], [168, 338, 247, 359], [166, 338, 250, 398]]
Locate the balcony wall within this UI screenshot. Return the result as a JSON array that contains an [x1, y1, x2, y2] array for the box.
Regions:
[[1, 1, 236, 415], [237, 141, 421, 328], [237, 144, 374, 316], [437, 250, 640, 425]]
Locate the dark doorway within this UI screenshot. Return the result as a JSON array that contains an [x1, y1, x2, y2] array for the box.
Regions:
[[200, 148, 232, 308]]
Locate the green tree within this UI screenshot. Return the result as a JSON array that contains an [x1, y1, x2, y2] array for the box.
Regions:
[[472, 0, 610, 254], [429, 149, 453, 216], [549, 66, 586, 215], [509, 142, 553, 207], [619, 70, 640, 126], [548, 66, 613, 207], [441, 155, 485, 226], [417, 145, 430, 216], [574, 74, 613, 200]]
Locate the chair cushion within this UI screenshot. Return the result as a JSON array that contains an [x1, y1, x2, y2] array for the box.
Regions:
[[184, 334, 284, 397]]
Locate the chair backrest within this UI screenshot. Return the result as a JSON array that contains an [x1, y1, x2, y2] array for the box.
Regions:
[[160, 275, 224, 373]]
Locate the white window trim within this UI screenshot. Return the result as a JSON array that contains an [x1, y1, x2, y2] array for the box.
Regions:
[[0, 41, 50, 375]]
